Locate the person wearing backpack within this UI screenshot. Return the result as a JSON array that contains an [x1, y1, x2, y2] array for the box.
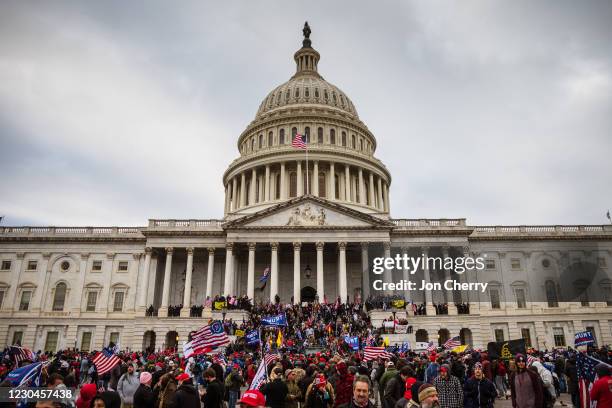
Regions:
[[225, 364, 245, 408]]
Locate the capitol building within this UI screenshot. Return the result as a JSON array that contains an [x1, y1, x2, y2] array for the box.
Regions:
[[1, 25, 611, 353]]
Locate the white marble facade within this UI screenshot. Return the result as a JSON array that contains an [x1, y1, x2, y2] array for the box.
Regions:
[[1, 29, 612, 352]]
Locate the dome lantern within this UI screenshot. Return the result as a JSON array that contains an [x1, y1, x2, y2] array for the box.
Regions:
[[293, 21, 321, 78]]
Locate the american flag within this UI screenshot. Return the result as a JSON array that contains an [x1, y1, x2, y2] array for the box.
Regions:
[[92, 347, 121, 376], [292, 134, 306, 149], [426, 341, 437, 352], [8, 345, 35, 364], [444, 336, 461, 350], [191, 321, 230, 350], [264, 351, 281, 366], [577, 353, 610, 408], [363, 346, 393, 361], [527, 354, 538, 366]]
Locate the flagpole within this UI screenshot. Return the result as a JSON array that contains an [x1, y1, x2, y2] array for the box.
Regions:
[[305, 140, 309, 195]]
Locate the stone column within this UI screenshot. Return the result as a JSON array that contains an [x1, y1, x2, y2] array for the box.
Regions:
[[368, 172, 375, 207], [159, 247, 173, 317], [297, 161, 303, 196], [223, 243, 234, 296], [138, 248, 152, 312], [313, 161, 319, 196], [338, 242, 348, 302], [383, 242, 392, 295], [250, 168, 257, 205], [180, 248, 194, 317], [345, 165, 351, 202], [71, 253, 89, 313], [361, 242, 370, 299], [224, 185, 230, 214], [4, 253, 23, 311], [247, 243, 256, 300], [270, 242, 279, 303], [280, 162, 287, 199], [265, 165, 271, 201], [377, 177, 384, 210], [383, 183, 390, 212], [442, 247, 457, 315], [205, 248, 215, 300], [240, 173, 246, 207], [422, 247, 435, 315], [293, 242, 302, 303], [358, 168, 365, 205], [329, 162, 336, 200], [231, 178, 238, 211], [316, 242, 325, 301]]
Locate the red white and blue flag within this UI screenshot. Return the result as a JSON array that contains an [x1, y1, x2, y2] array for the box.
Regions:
[[444, 336, 461, 350], [190, 321, 230, 351], [426, 341, 437, 352], [292, 134, 306, 149], [363, 346, 393, 361], [93, 347, 121, 376], [577, 352, 611, 408], [8, 345, 35, 364]]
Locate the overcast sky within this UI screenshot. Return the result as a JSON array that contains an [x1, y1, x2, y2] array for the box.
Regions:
[[0, 1, 611, 227]]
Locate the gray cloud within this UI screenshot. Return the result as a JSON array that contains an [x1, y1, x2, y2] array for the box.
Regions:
[[0, 0, 610, 226]]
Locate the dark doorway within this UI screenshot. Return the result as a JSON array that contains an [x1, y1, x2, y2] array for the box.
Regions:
[[301, 286, 316, 302], [143, 331, 156, 352]]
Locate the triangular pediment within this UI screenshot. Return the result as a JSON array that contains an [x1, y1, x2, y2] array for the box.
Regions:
[[223, 196, 393, 230]]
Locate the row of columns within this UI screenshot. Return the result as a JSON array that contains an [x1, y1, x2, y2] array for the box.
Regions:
[[225, 161, 390, 213]]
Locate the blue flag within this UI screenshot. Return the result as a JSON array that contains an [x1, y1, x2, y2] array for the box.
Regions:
[[261, 313, 287, 327], [6, 362, 43, 387], [344, 336, 359, 351], [246, 330, 260, 345], [574, 331, 595, 347]]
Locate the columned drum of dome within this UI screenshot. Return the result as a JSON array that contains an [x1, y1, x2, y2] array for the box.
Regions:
[[223, 22, 391, 219]]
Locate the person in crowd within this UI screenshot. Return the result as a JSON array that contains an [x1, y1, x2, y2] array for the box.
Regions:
[[201, 368, 224, 408], [432, 365, 462, 408], [416, 383, 439, 408], [261, 367, 289, 408], [305, 374, 335, 408], [172, 373, 200, 408], [379, 361, 398, 405], [383, 366, 411, 408], [117, 363, 140, 408], [564, 356, 579, 408], [492, 359, 507, 399], [76, 383, 98, 408], [338, 375, 375, 408], [531, 361, 556, 408], [463, 362, 496, 408], [133, 371, 155, 408], [333, 361, 354, 407], [237, 390, 266, 408], [155, 373, 177, 408], [225, 364, 245, 408], [590, 362, 612, 407], [509, 354, 543, 408], [286, 369, 303, 408]]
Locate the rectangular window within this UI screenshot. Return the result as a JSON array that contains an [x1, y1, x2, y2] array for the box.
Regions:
[[1, 260, 11, 270], [117, 261, 128, 272], [109, 332, 120, 345], [511, 258, 521, 269], [81, 332, 92, 352], [44, 332, 59, 352], [86, 292, 97, 312], [485, 259, 496, 269], [490, 288, 501, 309], [19, 291, 32, 311], [521, 328, 532, 348], [92, 261, 102, 272], [494, 329, 504, 342], [12, 331, 24, 346], [515, 288, 527, 309], [27, 260, 37, 271], [553, 327, 565, 347], [113, 292, 124, 312], [0, 290, 4, 309]]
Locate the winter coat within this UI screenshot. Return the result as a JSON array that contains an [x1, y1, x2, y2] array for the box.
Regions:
[[173, 383, 200, 408], [201, 379, 224, 408], [463, 376, 496, 408], [433, 375, 463, 408], [383, 374, 405, 408], [509, 369, 544, 408], [305, 383, 335, 408], [261, 378, 289, 408], [118, 372, 141, 404], [134, 384, 155, 408], [564, 360, 578, 394]]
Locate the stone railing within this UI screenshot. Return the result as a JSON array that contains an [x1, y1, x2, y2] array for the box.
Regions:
[[390, 219, 467, 228], [0, 226, 143, 236], [147, 219, 224, 229], [471, 225, 612, 237]]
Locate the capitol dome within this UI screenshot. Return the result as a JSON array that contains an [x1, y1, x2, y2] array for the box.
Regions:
[[223, 23, 391, 219]]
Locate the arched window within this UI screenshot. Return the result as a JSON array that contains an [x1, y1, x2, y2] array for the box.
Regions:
[[315, 88, 319, 98], [360, 139, 364, 151], [279, 129, 285, 145], [292, 127, 297, 139], [289, 172, 297, 198], [53, 282, 67, 311], [332, 92, 337, 104], [351, 134, 356, 148], [268, 132, 273, 147], [324, 90, 328, 100], [285, 89, 290, 101], [340, 95, 345, 106], [255, 179, 260, 204], [295, 88, 300, 98], [341, 132, 347, 147], [258, 134, 263, 149], [318, 174, 326, 198], [304, 127, 310, 143], [250, 138, 255, 152], [305, 87, 309, 98], [276, 92, 281, 104], [317, 127, 323, 144], [330, 129, 336, 145], [545, 280, 558, 307]]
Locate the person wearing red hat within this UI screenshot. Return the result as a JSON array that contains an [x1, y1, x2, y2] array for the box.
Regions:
[[172, 373, 200, 408], [305, 374, 335, 408], [237, 390, 266, 408]]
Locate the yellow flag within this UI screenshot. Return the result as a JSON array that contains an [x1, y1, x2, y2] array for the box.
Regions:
[[383, 336, 390, 346], [452, 344, 468, 353], [276, 329, 283, 347], [235, 329, 245, 337]]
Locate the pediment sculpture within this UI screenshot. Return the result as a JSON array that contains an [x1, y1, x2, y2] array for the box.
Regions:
[[286, 204, 326, 226]]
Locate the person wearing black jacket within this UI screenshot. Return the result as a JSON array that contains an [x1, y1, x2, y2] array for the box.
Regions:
[[134, 372, 155, 408], [261, 368, 289, 408], [173, 374, 200, 408], [201, 368, 224, 408], [384, 367, 411, 408]]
